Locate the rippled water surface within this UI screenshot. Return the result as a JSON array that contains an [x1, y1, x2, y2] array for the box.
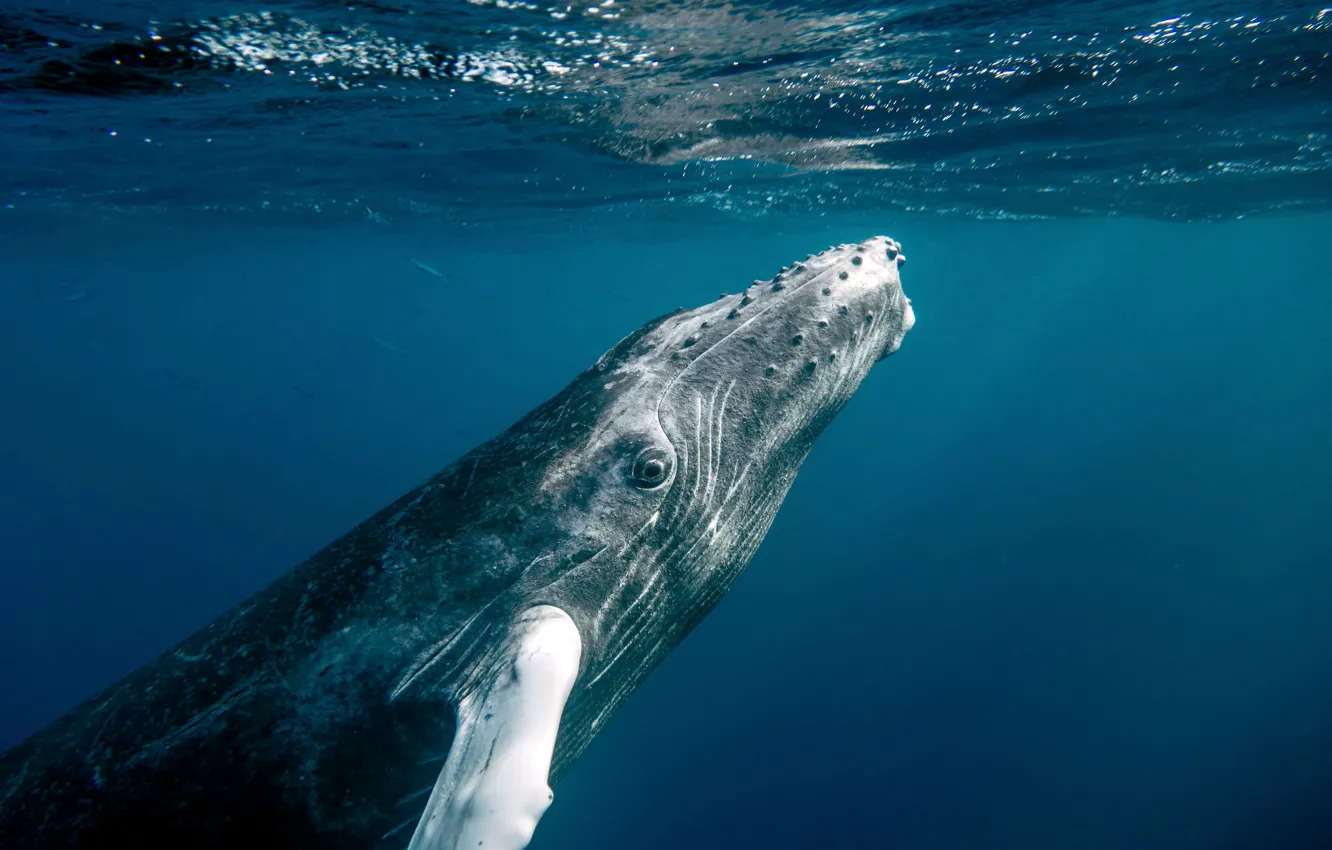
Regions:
[[3, 0, 1330, 221]]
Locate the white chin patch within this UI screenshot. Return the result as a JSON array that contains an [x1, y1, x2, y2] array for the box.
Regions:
[[407, 605, 583, 850]]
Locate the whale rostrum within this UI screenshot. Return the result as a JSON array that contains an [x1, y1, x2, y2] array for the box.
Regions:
[[0, 236, 915, 849]]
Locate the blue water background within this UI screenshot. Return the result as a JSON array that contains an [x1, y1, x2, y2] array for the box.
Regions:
[[5, 0, 1332, 845], [2, 210, 1330, 848]]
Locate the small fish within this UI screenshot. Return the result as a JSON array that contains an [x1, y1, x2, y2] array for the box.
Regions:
[[371, 334, 408, 356], [291, 384, 317, 400], [409, 258, 447, 279]]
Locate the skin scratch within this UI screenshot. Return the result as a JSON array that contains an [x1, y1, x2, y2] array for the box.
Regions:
[[459, 457, 480, 503], [0, 759, 29, 808], [126, 676, 262, 768]]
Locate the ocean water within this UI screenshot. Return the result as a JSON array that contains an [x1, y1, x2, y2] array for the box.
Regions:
[[2, 1, 1331, 849]]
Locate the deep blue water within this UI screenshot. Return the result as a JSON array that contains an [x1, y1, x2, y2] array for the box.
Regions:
[[3, 1, 1332, 849]]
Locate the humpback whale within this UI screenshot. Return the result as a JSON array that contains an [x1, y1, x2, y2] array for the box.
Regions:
[[0, 236, 915, 849]]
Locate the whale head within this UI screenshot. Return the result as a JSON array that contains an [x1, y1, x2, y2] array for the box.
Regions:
[[409, 236, 913, 772], [504, 235, 915, 758]]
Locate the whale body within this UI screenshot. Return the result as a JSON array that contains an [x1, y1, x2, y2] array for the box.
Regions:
[[0, 236, 915, 849]]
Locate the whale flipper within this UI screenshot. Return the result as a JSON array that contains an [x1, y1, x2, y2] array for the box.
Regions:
[[407, 606, 582, 850]]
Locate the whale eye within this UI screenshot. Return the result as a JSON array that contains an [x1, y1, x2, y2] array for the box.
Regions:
[[630, 447, 672, 489]]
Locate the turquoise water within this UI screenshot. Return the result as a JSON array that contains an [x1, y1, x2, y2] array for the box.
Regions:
[[3, 2, 1332, 848]]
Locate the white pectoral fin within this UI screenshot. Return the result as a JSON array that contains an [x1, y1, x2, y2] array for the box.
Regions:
[[408, 605, 582, 850]]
